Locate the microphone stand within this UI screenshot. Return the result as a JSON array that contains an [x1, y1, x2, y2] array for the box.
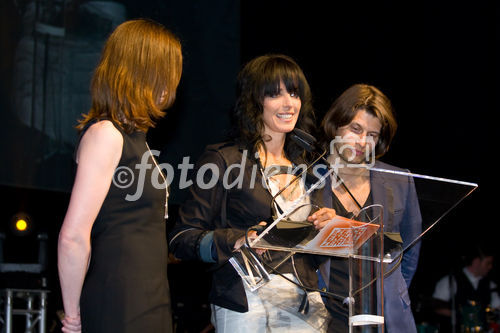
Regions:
[[244, 134, 356, 313], [251, 150, 327, 314], [242, 128, 386, 313]]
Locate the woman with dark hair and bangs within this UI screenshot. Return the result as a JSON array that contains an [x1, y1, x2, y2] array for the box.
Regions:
[[58, 19, 182, 333], [170, 54, 330, 332], [232, 54, 316, 164]]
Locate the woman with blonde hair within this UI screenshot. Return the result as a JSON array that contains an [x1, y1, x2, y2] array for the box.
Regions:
[[58, 19, 182, 333]]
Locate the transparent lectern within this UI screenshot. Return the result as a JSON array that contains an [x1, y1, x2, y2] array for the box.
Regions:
[[229, 163, 478, 332]]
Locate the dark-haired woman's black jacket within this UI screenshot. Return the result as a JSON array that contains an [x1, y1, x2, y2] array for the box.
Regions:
[[169, 142, 319, 312]]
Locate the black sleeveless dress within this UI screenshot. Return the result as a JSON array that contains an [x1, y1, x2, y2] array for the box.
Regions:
[[79, 121, 172, 332]]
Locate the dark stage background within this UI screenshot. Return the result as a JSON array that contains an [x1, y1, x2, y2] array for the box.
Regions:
[[0, 0, 496, 331]]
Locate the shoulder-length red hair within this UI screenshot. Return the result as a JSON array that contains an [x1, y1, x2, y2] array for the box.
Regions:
[[77, 19, 183, 133]]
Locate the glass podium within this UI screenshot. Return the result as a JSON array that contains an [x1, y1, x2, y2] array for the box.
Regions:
[[230, 164, 478, 332]]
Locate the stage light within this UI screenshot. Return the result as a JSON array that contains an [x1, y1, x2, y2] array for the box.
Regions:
[[15, 219, 28, 231], [10, 212, 32, 236]]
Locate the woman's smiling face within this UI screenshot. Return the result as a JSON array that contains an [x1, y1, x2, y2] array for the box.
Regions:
[[261, 80, 301, 138]]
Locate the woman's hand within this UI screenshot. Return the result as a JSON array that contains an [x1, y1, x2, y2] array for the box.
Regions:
[[308, 208, 336, 229], [234, 222, 267, 254], [61, 314, 81, 333]]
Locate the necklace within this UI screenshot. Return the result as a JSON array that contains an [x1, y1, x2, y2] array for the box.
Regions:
[[146, 142, 169, 219]]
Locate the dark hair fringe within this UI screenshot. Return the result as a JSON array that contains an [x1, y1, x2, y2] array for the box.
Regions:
[[230, 54, 316, 164]]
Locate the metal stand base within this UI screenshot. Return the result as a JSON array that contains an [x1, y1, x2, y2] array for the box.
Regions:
[[0, 289, 48, 333]]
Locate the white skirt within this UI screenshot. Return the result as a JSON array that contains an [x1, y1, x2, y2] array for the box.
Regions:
[[211, 273, 329, 332]]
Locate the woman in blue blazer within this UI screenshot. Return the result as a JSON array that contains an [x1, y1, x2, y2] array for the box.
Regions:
[[311, 84, 422, 333]]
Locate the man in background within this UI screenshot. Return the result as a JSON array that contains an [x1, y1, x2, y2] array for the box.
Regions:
[[432, 244, 500, 332]]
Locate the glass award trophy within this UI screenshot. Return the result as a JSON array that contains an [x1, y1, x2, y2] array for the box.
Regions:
[[229, 161, 478, 332]]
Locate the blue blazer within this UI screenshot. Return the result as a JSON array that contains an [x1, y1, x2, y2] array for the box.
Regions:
[[320, 160, 422, 333]]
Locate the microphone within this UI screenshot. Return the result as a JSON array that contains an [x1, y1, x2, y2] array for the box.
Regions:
[[290, 128, 330, 171], [290, 128, 319, 153]]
